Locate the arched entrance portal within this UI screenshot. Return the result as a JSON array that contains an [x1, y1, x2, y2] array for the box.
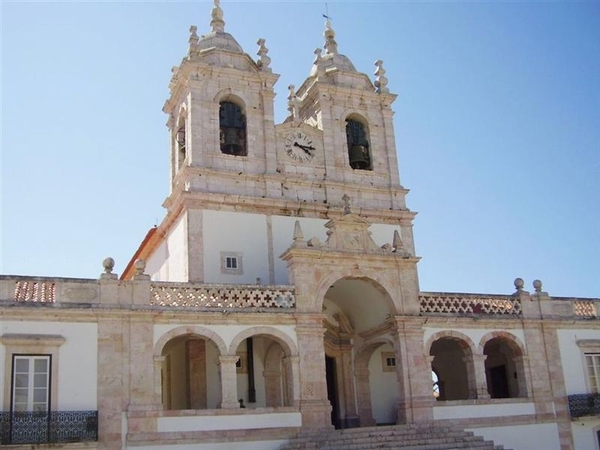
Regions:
[[322, 277, 401, 428]]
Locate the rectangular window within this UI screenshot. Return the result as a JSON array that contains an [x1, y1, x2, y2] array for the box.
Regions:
[[381, 351, 397, 372], [586, 353, 600, 394], [220, 252, 243, 275], [226, 257, 238, 269], [12, 355, 50, 412]]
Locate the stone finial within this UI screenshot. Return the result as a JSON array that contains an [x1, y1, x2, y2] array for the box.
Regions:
[[287, 85, 299, 120], [514, 277, 524, 291], [323, 18, 338, 55], [189, 25, 199, 45], [293, 220, 305, 242], [211, 0, 225, 32], [256, 38, 271, 72], [392, 230, 403, 250], [342, 194, 351, 215], [374, 60, 389, 94], [313, 48, 325, 78], [533, 279, 543, 293], [100, 257, 117, 280], [134, 259, 147, 276]]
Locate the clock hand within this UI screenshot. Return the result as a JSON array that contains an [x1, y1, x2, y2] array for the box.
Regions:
[[294, 142, 315, 153]]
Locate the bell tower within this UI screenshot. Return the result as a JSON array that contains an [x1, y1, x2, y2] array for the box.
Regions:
[[163, 0, 280, 200]]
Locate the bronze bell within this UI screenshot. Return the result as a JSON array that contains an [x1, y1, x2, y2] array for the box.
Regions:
[[349, 145, 370, 170], [222, 128, 243, 155]]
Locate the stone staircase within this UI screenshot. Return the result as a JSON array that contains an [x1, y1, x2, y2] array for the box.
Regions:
[[279, 423, 507, 450]]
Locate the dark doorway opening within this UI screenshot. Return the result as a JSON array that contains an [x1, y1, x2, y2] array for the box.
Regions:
[[325, 356, 340, 428], [489, 365, 510, 398]]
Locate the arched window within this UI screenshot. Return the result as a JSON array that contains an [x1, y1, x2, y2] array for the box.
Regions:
[[219, 101, 247, 156], [483, 337, 525, 398], [345, 118, 372, 170], [176, 122, 186, 170]]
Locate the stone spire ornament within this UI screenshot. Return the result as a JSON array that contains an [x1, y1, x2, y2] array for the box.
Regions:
[[313, 48, 325, 78], [189, 26, 199, 45], [342, 194, 351, 215], [374, 60, 389, 94], [323, 17, 338, 55], [287, 85, 299, 121], [211, 0, 225, 32], [256, 38, 271, 72]]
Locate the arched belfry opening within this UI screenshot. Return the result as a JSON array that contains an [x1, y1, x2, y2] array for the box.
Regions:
[[219, 100, 247, 156], [345, 116, 372, 170], [322, 277, 401, 428]]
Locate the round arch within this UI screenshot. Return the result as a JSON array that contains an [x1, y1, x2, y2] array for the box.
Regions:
[[338, 109, 372, 127], [425, 330, 477, 356], [478, 331, 526, 356], [354, 337, 397, 371], [228, 326, 298, 356], [313, 270, 399, 315], [213, 89, 249, 109], [154, 326, 228, 357]]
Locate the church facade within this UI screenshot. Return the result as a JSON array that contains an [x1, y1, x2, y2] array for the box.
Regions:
[[1, 3, 599, 450]]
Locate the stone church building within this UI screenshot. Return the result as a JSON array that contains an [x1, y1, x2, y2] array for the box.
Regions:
[[1, 2, 599, 450]]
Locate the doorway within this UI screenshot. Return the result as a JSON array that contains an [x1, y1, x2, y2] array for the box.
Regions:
[[325, 356, 340, 428]]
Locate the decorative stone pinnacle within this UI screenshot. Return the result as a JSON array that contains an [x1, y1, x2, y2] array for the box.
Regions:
[[102, 257, 115, 274], [324, 18, 338, 55], [374, 60, 389, 94], [293, 220, 305, 242], [189, 25, 199, 45], [256, 38, 271, 72], [287, 85, 299, 120], [392, 230, 403, 250], [211, 0, 225, 32], [313, 48, 323, 64], [533, 279, 543, 293], [342, 194, 351, 215], [134, 259, 147, 276], [514, 277, 524, 291]]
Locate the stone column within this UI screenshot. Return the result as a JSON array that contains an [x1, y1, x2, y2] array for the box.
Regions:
[[218, 355, 240, 409], [469, 354, 490, 399], [283, 355, 300, 408], [514, 355, 529, 398], [354, 367, 376, 426], [296, 314, 332, 429], [392, 318, 433, 423], [153, 356, 165, 408], [339, 343, 359, 428]]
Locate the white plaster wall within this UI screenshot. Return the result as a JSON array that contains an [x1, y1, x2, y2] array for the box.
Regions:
[[433, 402, 535, 420], [165, 213, 188, 281], [557, 328, 599, 395], [572, 419, 600, 450], [467, 423, 560, 450], [203, 210, 269, 284], [271, 216, 328, 285], [147, 238, 169, 281], [0, 322, 97, 410], [368, 344, 398, 424], [423, 327, 527, 352], [157, 412, 301, 432]]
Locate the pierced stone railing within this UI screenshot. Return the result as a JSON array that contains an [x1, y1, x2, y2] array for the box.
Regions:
[[13, 280, 56, 303], [150, 283, 296, 310], [419, 292, 522, 316], [571, 299, 596, 319]]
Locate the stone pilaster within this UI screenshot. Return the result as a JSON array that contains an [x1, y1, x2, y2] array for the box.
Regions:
[[218, 355, 241, 409], [283, 355, 300, 408], [354, 367, 376, 426], [187, 339, 207, 409], [128, 318, 156, 411], [153, 356, 166, 408], [339, 343, 359, 428], [295, 314, 332, 429], [470, 354, 490, 399], [392, 318, 433, 423]]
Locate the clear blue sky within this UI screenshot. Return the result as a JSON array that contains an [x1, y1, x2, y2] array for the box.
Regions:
[[2, 1, 599, 298]]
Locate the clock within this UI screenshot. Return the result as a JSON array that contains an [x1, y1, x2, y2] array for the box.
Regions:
[[284, 131, 315, 162]]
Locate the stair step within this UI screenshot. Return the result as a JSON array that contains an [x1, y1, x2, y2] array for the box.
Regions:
[[279, 424, 501, 450]]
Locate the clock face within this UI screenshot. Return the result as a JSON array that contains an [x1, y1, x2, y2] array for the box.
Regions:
[[284, 131, 315, 162]]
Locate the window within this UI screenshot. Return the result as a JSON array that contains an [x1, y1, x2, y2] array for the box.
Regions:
[[586, 353, 600, 394], [220, 252, 243, 275], [176, 124, 186, 169], [381, 352, 396, 372], [12, 355, 50, 412], [219, 101, 247, 156], [345, 118, 372, 170]]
